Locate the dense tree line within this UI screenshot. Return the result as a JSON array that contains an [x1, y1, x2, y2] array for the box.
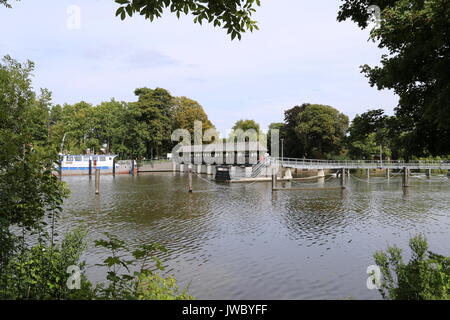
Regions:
[[49, 88, 215, 160], [269, 104, 449, 161]]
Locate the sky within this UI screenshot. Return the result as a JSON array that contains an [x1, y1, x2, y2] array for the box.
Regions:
[[0, 0, 399, 135]]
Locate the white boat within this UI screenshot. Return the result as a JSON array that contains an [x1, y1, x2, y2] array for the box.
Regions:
[[59, 154, 119, 174]]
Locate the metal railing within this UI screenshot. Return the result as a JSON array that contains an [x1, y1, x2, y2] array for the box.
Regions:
[[269, 157, 450, 169], [251, 158, 270, 178]]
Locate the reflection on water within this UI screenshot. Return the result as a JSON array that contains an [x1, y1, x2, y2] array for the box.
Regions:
[[58, 173, 450, 299]]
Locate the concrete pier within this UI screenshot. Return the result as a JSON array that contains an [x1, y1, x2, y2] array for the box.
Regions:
[[284, 168, 293, 180], [318, 169, 325, 178], [245, 167, 253, 178]]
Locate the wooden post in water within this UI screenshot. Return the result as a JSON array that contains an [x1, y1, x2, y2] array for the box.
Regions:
[[402, 167, 410, 188], [367, 169, 370, 180], [95, 169, 100, 194], [188, 167, 193, 193], [89, 159, 92, 177], [271, 168, 277, 191], [426, 169, 431, 179], [112, 158, 116, 177], [340, 168, 346, 188], [386, 168, 390, 180]]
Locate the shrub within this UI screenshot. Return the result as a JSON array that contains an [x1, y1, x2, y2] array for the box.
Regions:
[[93, 232, 194, 300], [374, 234, 450, 300], [0, 230, 193, 300], [0, 228, 94, 300]]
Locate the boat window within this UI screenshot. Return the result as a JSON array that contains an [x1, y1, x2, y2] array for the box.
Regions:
[[99, 157, 106, 162], [92, 156, 98, 161], [66, 156, 73, 161], [74, 156, 82, 161], [83, 156, 90, 161]]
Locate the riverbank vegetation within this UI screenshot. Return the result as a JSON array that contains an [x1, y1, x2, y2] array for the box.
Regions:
[[0, 56, 192, 300], [49, 89, 216, 160], [373, 235, 450, 300], [1, 0, 449, 300], [270, 105, 449, 161]]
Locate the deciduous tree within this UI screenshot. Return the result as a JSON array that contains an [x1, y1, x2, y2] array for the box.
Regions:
[[338, 0, 450, 156]]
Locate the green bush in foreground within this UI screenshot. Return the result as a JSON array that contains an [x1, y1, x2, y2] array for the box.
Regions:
[[374, 235, 450, 300], [0, 229, 193, 300], [94, 232, 193, 300], [0, 228, 94, 300]]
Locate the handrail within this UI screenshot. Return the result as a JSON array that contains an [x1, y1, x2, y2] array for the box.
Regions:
[[268, 157, 450, 168], [251, 158, 271, 178]]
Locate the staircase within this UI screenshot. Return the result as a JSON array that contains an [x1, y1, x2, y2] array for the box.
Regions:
[[251, 158, 270, 178]]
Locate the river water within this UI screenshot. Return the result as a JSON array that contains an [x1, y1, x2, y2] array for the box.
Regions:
[[58, 172, 450, 299]]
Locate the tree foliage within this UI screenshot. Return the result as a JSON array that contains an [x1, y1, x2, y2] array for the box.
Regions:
[[295, 104, 349, 159], [337, 0, 450, 157], [280, 104, 349, 159], [0, 56, 67, 255], [114, 0, 260, 40], [0, 0, 19, 8], [374, 234, 450, 300], [1, 0, 260, 40], [173, 96, 215, 136], [232, 119, 260, 133], [48, 88, 217, 159], [346, 109, 393, 159]]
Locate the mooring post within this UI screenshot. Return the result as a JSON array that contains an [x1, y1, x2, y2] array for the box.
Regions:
[[402, 167, 410, 188], [386, 168, 390, 180], [131, 159, 135, 176], [112, 158, 116, 177], [188, 167, 193, 193], [271, 168, 277, 191], [58, 156, 62, 180], [95, 169, 100, 194], [426, 169, 431, 179], [89, 159, 92, 177], [367, 169, 370, 180], [340, 168, 346, 188]]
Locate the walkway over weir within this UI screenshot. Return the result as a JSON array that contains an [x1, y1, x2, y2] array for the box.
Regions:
[[270, 157, 450, 170]]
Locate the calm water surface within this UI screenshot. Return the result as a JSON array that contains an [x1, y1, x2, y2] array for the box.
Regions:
[[58, 172, 450, 299]]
